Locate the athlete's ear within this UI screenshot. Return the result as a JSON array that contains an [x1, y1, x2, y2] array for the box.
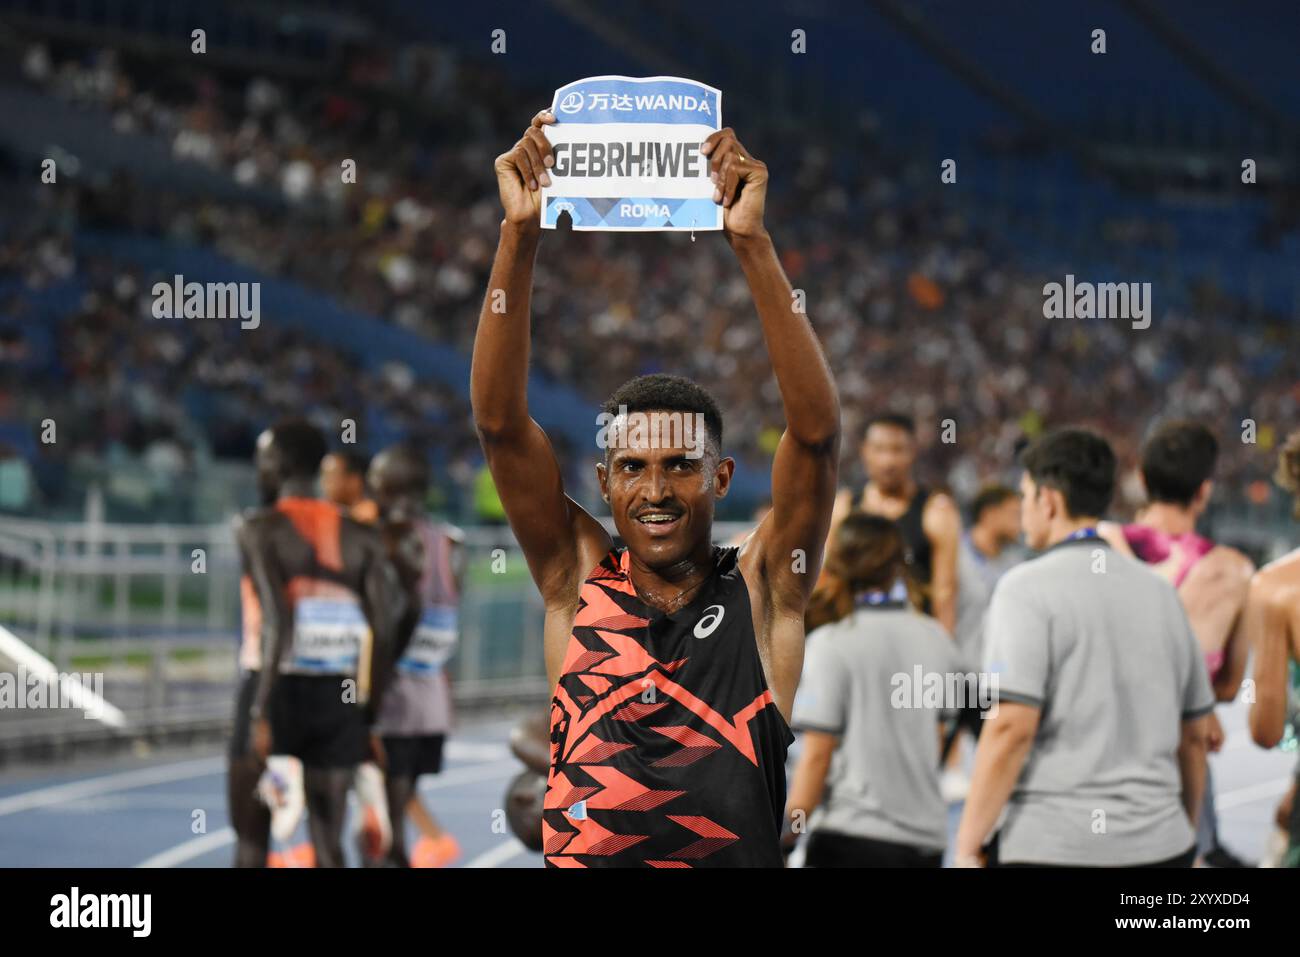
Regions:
[[595, 461, 609, 504], [1195, 479, 1214, 510], [1046, 485, 1067, 522], [713, 456, 735, 499]]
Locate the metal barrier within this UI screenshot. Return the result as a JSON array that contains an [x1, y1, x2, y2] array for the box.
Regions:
[[0, 515, 758, 745]]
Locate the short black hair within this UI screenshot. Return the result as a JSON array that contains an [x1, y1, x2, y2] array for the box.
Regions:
[[601, 374, 723, 458], [370, 442, 430, 496], [1141, 421, 1218, 506], [864, 412, 916, 437], [327, 449, 371, 477], [1019, 428, 1115, 519], [269, 418, 328, 479], [969, 483, 1018, 523]]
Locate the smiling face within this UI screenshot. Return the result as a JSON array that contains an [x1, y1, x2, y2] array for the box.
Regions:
[[597, 409, 732, 569]]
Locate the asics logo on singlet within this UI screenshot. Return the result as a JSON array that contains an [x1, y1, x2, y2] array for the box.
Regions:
[[693, 605, 725, 639]]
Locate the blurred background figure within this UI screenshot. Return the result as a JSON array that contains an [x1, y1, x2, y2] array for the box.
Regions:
[[831, 414, 962, 635], [366, 443, 463, 868], [944, 482, 1024, 799], [1243, 431, 1300, 867], [1100, 420, 1255, 866], [789, 513, 959, 867], [321, 449, 377, 524]]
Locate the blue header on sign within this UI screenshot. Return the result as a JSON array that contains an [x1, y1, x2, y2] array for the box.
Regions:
[[551, 76, 720, 127]]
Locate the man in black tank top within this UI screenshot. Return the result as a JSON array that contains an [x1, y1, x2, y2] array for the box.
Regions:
[[828, 413, 961, 634], [472, 113, 840, 866]]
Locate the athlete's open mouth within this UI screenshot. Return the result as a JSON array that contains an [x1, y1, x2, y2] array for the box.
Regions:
[[634, 511, 683, 536]]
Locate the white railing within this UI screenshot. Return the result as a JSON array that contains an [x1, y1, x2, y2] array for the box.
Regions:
[[0, 515, 757, 741]]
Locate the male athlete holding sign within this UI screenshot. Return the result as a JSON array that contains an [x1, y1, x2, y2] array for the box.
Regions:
[[472, 110, 840, 867]]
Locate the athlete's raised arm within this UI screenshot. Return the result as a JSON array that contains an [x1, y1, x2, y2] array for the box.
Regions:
[[709, 128, 840, 697], [471, 111, 612, 605]]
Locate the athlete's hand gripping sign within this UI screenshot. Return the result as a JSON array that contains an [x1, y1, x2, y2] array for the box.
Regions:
[[494, 76, 765, 237]]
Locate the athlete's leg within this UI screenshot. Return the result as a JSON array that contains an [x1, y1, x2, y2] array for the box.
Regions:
[[1287, 773, 1300, 867], [385, 773, 417, 867], [1195, 763, 1217, 860], [407, 792, 445, 839], [228, 753, 270, 867], [303, 766, 353, 867], [228, 673, 270, 867]]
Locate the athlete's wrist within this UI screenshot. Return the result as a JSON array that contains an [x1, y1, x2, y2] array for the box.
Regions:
[[500, 219, 541, 244], [726, 229, 773, 257]]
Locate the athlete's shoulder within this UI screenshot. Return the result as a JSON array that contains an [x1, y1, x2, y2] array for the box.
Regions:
[[235, 505, 289, 535], [1252, 548, 1300, 599], [1204, 543, 1255, 577], [1106, 542, 1177, 585], [577, 545, 627, 584]]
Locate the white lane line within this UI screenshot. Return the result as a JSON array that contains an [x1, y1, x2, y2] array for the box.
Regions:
[[0, 757, 224, 818], [465, 838, 529, 869], [1215, 775, 1294, 812], [445, 741, 510, 762], [137, 827, 236, 869], [136, 759, 519, 868]]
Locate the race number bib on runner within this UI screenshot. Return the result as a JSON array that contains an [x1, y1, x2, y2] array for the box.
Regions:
[[541, 75, 722, 232], [283, 596, 367, 675], [397, 605, 459, 676]]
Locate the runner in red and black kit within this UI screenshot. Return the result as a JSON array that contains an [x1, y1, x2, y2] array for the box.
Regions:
[[235, 418, 409, 867], [473, 112, 840, 867], [546, 546, 792, 866]]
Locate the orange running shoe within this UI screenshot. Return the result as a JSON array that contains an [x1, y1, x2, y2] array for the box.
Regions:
[[409, 833, 460, 868], [268, 841, 316, 868]]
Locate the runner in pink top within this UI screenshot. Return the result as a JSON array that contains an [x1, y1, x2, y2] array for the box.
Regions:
[[1121, 524, 1223, 678], [1100, 421, 1255, 866]]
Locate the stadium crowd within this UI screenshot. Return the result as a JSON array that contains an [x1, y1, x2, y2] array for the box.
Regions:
[[2, 38, 1297, 520]]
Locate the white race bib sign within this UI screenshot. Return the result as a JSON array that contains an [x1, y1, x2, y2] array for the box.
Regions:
[[397, 605, 458, 676], [283, 596, 367, 675], [541, 75, 722, 232]]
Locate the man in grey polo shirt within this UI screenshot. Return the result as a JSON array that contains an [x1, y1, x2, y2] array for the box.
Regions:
[[954, 428, 1214, 867]]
